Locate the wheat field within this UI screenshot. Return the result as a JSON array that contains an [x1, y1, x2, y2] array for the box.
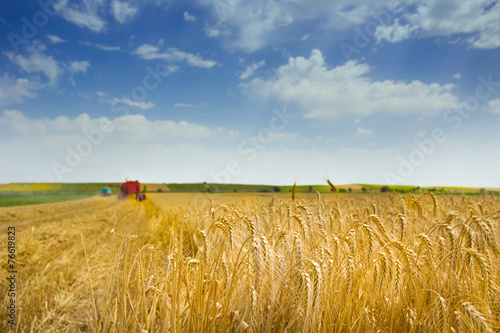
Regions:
[[1, 192, 499, 332]]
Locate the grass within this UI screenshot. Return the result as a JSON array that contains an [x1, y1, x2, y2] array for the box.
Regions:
[[0, 183, 114, 192], [0, 194, 97, 207], [0, 192, 499, 332]]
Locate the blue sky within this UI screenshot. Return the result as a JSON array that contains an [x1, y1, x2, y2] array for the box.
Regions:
[[1, 0, 500, 187]]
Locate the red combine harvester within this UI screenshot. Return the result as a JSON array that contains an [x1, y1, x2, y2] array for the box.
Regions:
[[109, 180, 146, 201]]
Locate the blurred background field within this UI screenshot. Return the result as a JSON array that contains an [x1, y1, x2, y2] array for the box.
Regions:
[[0, 182, 495, 208]]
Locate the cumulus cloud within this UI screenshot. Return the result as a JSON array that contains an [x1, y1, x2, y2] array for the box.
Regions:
[[133, 44, 217, 68], [0, 110, 238, 140], [0, 110, 241, 182], [242, 49, 459, 119], [4, 42, 61, 83], [0, 110, 91, 136], [0, 74, 40, 106], [1, 110, 499, 186]]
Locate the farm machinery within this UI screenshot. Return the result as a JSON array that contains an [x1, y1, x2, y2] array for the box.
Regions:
[[109, 180, 147, 201], [99, 188, 112, 196]]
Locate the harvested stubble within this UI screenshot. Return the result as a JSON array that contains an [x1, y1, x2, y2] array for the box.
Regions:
[[1, 192, 499, 332]]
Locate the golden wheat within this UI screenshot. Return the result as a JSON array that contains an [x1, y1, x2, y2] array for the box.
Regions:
[[1, 192, 499, 332]]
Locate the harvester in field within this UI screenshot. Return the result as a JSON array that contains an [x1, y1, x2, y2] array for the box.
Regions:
[[99, 188, 112, 196], [109, 180, 146, 201]]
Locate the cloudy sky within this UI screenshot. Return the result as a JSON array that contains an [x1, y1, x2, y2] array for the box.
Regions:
[[1, 0, 499, 187]]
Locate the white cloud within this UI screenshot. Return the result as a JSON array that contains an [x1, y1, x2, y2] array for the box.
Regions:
[[242, 49, 459, 119], [1, 111, 499, 187], [488, 98, 500, 114], [55, 0, 107, 33], [0, 110, 237, 141], [4, 41, 90, 88], [69, 61, 91, 73], [200, 0, 405, 52], [201, 0, 500, 51], [47, 35, 67, 44], [112, 0, 138, 24], [375, 0, 500, 49], [111, 114, 237, 139], [4, 42, 61, 83], [133, 44, 217, 68], [0, 109, 49, 135], [111, 97, 155, 110], [0, 74, 40, 106], [54, 0, 140, 31], [354, 127, 373, 137], [206, 26, 222, 37], [0, 111, 102, 136], [202, 0, 294, 52], [453, 73, 462, 79], [175, 103, 193, 107], [183, 11, 196, 22], [375, 18, 418, 43], [79, 41, 121, 51], [239, 60, 265, 80]]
